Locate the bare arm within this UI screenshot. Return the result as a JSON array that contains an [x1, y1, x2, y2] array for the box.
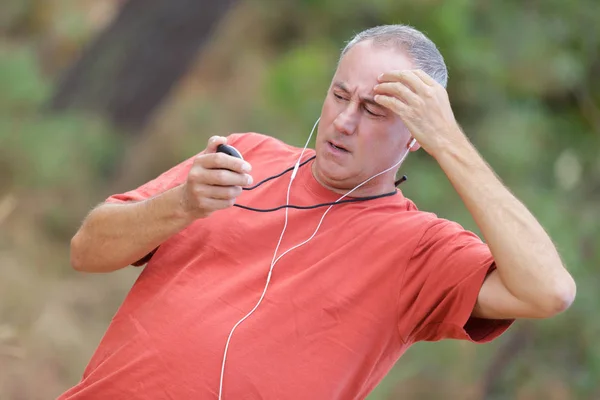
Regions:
[[374, 69, 576, 319], [71, 185, 193, 272], [434, 136, 575, 318], [71, 136, 253, 273]]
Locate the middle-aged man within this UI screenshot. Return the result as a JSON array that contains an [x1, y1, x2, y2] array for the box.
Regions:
[[60, 24, 576, 399]]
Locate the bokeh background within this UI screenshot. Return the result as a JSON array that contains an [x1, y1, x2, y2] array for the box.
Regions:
[[1, 0, 599, 399]]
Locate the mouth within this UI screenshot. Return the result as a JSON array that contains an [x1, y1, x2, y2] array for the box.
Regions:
[[327, 140, 350, 153]]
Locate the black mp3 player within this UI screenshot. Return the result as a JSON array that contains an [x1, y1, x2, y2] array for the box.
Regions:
[[216, 144, 244, 160]]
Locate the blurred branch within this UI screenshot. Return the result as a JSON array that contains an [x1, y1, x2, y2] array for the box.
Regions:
[[577, 91, 600, 135], [575, 31, 600, 136], [47, 0, 237, 133], [0, 346, 24, 359], [574, 72, 600, 136], [0, 194, 17, 226], [478, 322, 535, 399]]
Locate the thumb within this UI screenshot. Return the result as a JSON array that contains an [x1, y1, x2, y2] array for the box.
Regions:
[[205, 135, 228, 154]]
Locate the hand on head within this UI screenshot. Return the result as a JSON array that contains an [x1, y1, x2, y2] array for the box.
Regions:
[[374, 69, 462, 156]]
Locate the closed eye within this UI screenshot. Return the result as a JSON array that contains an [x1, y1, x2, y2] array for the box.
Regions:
[[364, 105, 383, 117], [333, 92, 348, 101]]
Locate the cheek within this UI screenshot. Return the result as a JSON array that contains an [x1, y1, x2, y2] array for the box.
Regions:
[[365, 127, 405, 163], [320, 97, 338, 122]]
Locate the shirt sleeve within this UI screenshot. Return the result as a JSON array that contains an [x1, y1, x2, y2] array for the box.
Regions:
[[103, 134, 248, 266], [399, 218, 514, 344], [101, 156, 195, 266]]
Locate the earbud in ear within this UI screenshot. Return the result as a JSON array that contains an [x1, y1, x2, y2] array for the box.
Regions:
[[408, 138, 417, 150]]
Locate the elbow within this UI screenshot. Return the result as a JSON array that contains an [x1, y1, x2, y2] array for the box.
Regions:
[[70, 229, 128, 273], [539, 275, 577, 318], [70, 231, 90, 272], [555, 276, 577, 313]]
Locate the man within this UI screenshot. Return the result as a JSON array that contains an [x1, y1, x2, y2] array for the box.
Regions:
[[60, 25, 575, 399]]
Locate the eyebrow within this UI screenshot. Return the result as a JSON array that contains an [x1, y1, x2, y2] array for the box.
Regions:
[[333, 81, 384, 109]]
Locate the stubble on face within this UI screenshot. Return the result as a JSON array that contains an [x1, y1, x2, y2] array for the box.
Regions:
[[312, 41, 415, 197]]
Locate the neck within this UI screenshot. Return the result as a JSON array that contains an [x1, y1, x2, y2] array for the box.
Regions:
[[310, 162, 397, 198]]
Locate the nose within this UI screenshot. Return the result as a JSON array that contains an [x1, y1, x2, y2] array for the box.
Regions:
[[333, 103, 359, 136]]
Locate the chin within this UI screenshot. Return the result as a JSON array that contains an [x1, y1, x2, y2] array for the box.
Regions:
[[315, 157, 355, 187]]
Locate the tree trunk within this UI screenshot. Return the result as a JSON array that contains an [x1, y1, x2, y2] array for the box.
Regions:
[[48, 0, 236, 132]]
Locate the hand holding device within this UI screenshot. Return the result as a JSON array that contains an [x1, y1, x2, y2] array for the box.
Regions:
[[179, 136, 252, 219]]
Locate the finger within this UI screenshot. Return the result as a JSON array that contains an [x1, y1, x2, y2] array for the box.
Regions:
[[189, 164, 253, 187], [373, 82, 418, 105], [196, 152, 252, 174], [193, 184, 243, 201], [195, 196, 236, 213], [378, 70, 426, 94], [204, 168, 253, 187], [205, 136, 228, 153], [413, 69, 438, 87], [373, 94, 408, 114]]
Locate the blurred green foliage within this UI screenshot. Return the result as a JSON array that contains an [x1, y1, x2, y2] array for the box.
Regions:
[[0, 45, 121, 190], [1, 0, 599, 399]]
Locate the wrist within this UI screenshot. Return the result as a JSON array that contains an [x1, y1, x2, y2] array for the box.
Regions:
[[171, 185, 205, 223], [432, 132, 500, 195], [431, 127, 476, 165]]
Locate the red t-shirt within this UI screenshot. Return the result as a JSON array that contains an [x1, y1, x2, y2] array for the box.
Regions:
[[59, 133, 512, 399]]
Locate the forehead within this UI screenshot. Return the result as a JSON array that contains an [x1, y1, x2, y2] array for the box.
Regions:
[[334, 41, 414, 91]]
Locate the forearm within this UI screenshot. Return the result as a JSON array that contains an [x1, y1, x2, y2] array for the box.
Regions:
[[434, 131, 576, 314], [71, 185, 195, 273]]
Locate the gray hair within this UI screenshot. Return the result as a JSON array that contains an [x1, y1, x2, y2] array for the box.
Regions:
[[340, 25, 448, 88]]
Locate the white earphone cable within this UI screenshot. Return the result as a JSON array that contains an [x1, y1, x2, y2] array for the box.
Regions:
[[218, 120, 414, 399], [218, 118, 320, 399]]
